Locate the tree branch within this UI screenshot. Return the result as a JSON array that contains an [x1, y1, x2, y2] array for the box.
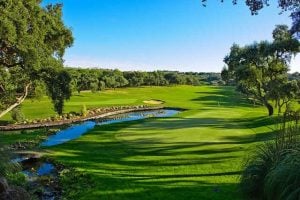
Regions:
[[0, 83, 31, 119]]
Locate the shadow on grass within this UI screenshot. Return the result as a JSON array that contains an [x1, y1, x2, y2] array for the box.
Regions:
[[127, 115, 278, 132], [80, 179, 240, 200], [48, 115, 275, 200], [192, 87, 255, 109], [45, 87, 276, 199], [51, 137, 242, 199]]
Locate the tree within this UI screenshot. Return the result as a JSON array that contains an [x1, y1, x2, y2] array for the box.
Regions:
[[289, 72, 300, 81], [153, 71, 168, 86], [0, 0, 73, 118], [67, 68, 82, 93], [186, 75, 201, 85], [272, 80, 300, 113], [112, 69, 128, 88], [144, 73, 156, 86], [42, 68, 72, 115], [102, 76, 116, 89], [124, 71, 145, 87], [164, 72, 186, 85], [224, 25, 299, 116], [221, 67, 230, 85]]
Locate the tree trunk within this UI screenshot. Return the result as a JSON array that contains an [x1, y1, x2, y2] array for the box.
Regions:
[[0, 83, 31, 119], [264, 101, 274, 116]]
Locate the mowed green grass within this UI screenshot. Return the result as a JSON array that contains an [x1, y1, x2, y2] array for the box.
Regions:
[[34, 86, 276, 200], [3, 86, 220, 121]]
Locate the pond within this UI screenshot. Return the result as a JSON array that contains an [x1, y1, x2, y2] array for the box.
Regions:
[[41, 109, 179, 147], [11, 109, 179, 200]]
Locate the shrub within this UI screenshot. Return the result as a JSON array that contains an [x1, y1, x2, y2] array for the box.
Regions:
[[11, 106, 25, 123], [240, 122, 300, 200], [264, 150, 300, 200], [59, 168, 94, 199], [0, 150, 21, 178], [81, 104, 87, 117], [240, 142, 280, 199], [90, 82, 99, 93]]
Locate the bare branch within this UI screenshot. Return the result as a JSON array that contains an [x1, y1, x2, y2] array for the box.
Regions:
[[0, 83, 31, 118]]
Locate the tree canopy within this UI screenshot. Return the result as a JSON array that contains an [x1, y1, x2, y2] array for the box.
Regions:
[[0, 0, 73, 117], [223, 25, 300, 116]]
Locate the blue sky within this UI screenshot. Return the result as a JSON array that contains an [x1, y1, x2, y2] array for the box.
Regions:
[[44, 0, 299, 72]]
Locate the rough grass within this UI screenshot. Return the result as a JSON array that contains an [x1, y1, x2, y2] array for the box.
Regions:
[[18, 85, 275, 200], [0, 129, 47, 146]]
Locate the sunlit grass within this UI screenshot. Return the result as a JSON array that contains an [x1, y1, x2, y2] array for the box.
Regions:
[[0, 86, 277, 199], [33, 86, 277, 199]]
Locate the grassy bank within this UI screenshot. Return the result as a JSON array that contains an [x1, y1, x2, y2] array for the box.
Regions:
[[2, 85, 213, 121]]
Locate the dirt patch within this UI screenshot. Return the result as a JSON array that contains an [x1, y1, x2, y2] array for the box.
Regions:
[[143, 99, 165, 105]]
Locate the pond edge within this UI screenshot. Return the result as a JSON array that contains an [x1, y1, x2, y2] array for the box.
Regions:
[[0, 106, 184, 131]]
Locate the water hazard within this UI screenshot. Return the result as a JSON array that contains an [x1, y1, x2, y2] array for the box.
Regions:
[[41, 109, 179, 147]]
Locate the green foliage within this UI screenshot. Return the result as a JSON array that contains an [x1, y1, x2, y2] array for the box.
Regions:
[[264, 151, 300, 200], [240, 142, 279, 199], [224, 25, 300, 116], [43, 69, 72, 115], [90, 82, 99, 93], [0, 150, 20, 178], [6, 172, 26, 187], [98, 81, 106, 91], [66, 67, 221, 92], [0, 0, 73, 118], [59, 168, 94, 200], [221, 67, 231, 85], [11, 106, 25, 123], [81, 104, 87, 117], [240, 122, 300, 200], [32, 81, 47, 100]]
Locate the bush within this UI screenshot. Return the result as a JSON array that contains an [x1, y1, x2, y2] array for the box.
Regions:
[[81, 104, 87, 117], [6, 172, 26, 187], [90, 82, 99, 93], [264, 150, 300, 200], [11, 106, 25, 123], [240, 122, 300, 200], [59, 168, 94, 200], [0, 150, 21, 178], [240, 142, 279, 199]]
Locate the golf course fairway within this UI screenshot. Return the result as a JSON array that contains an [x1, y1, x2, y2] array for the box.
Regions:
[[4, 86, 275, 199]]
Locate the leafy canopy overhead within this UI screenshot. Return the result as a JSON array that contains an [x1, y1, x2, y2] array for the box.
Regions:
[[0, 0, 73, 69], [0, 0, 73, 117]]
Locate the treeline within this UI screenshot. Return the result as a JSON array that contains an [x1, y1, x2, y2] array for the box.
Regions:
[[289, 72, 300, 81], [66, 68, 222, 93]]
